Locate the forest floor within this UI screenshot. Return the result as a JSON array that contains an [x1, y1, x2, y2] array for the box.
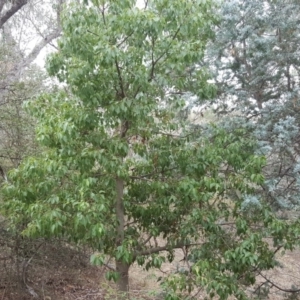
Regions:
[[1, 219, 300, 299]]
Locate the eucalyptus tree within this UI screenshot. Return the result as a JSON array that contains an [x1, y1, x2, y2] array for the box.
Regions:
[[3, 0, 300, 299], [206, 0, 300, 209]]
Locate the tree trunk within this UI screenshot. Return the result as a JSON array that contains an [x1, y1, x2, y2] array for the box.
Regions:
[[116, 260, 130, 296], [115, 176, 129, 296], [115, 118, 130, 295]]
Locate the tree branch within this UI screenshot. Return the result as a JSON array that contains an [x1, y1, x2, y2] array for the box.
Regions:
[[258, 272, 300, 294], [0, 0, 28, 29], [133, 243, 185, 258], [142, 235, 153, 246], [0, 0, 5, 15], [116, 177, 125, 246], [117, 31, 134, 48], [103, 263, 116, 271], [19, 28, 61, 71], [129, 167, 178, 180], [115, 59, 126, 99], [133, 242, 201, 258], [0, 5, 64, 106], [144, 0, 149, 9], [148, 26, 181, 82]]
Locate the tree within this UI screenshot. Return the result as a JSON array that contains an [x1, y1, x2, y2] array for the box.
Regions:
[[0, 0, 65, 179], [0, 0, 65, 96], [2, 1, 300, 299], [0, 60, 45, 176], [0, 3, 64, 295], [205, 0, 300, 209], [0, 0, 28, 28]]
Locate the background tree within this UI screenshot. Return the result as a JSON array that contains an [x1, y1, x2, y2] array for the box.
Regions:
[[3, 0, 300, 299], [205, 0, 300, 209], [0, 0, 65, 179], [0, 0, 64, 95], [0, 2, 64, 296], [0, 0, 28, 28]]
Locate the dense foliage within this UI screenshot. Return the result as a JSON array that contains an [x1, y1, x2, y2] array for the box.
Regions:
[[0, 39, 46, 169], [206, 0, 300, 209], [2, 0, 300, 299]]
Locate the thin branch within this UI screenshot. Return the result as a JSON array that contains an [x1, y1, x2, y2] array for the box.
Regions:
[[133, 242, 201, 258], [101, 4, 107, 25], [283, 178, 296, 194], [87, 29, 100, 37], [144, 0, 149, 9], [258, 272, 300, 294], [148, 26, 181, 82], [98, 256, 115, 278], [0, 165, 7, 181], [273, 245, 283, 256], [48, 41, 59, 50], [254, 280, 269, 296], [133, 243, 185, 258], [103, 263, 116, 271], [142, 235, 153, 246], [117, 31, 135, 48], [124, 220, 137, 227], [115, 59, 125, 98], [149, 36, 155, 81], [191, 287, 205, 299], [129, 167, 178, 180], [133, 85, 141, 99]]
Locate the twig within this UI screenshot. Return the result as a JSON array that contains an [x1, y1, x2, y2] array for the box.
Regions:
[[142, 235, 153, 246], [116, 31, 135, 48], [98, 256, 115, 279], [253, 280, 268, 297], [102, 262, 116, 272], [86, 29, 100, 37]]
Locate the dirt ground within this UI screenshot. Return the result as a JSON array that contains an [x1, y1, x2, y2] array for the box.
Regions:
[[1, 225, 300, 299]]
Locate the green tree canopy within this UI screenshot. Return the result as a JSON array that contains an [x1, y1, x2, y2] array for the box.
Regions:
[[2, 1, 300, 299]]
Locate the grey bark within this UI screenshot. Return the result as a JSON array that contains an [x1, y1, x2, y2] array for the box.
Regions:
[[115, 176, 129, 295], [0, 0, 65, 104], [116, 260, 130, 295], [0, 0, 28, 29]]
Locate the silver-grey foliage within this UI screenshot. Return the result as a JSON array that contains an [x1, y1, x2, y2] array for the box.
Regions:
[[206, 0, 300, 209]]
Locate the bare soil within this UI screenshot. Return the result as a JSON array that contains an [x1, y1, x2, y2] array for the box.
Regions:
[[1, 224, 300, 299]]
